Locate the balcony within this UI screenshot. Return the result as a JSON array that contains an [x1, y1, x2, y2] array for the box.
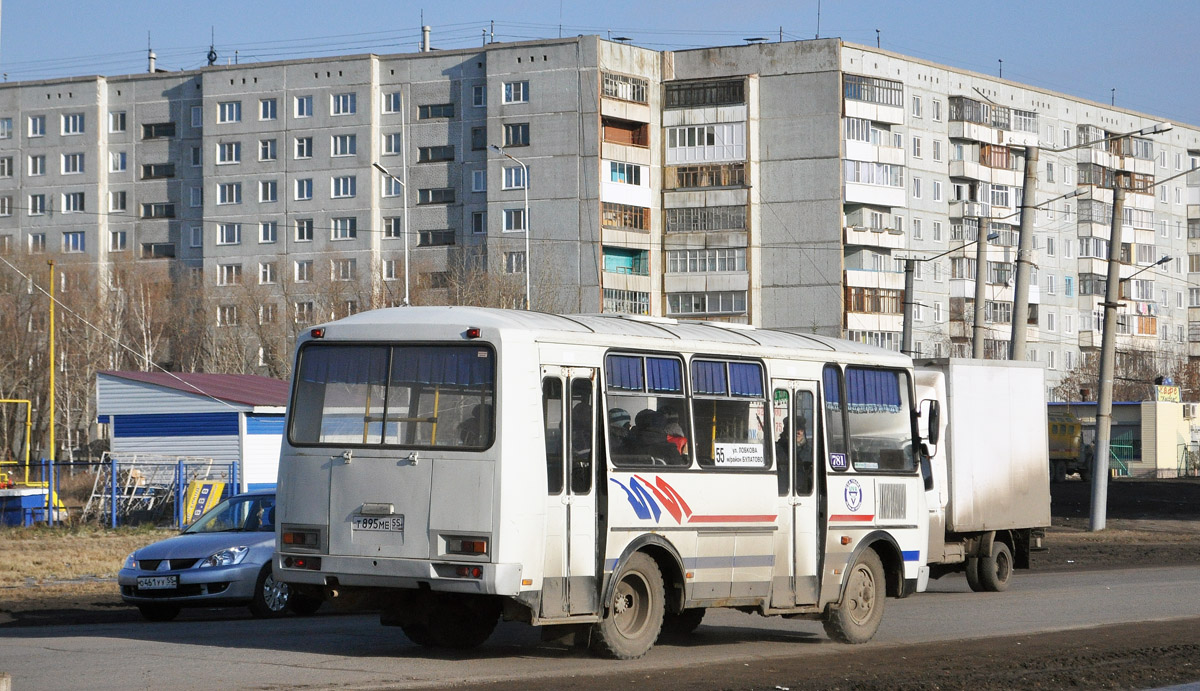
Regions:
[[664, 163, 745, 190], [844, 225, 904, 250], [949, 200, 990, 219]]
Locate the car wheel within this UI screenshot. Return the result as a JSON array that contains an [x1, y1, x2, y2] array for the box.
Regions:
[[249, 565, 290, 618], [137, 603, 181, 622]]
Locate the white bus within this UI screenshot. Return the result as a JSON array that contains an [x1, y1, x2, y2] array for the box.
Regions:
[[276, 307, 930, 658]]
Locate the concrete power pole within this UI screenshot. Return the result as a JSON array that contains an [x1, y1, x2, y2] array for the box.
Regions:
[[1009, 146, 1039, 361], [1091, 184, 1126, 532], [972, 219, 990, 358]]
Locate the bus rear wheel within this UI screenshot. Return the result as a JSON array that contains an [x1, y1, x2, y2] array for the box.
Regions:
[[591, 553, 664, 659], [427, 594, 501, 649], [822, 549, 885, 644]]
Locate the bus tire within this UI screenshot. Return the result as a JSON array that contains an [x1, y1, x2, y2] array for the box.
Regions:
[[964, 557, 985, 592], [822, 549, 885, 644], [428, 595, 500, 649], [591, 552, 665, 659], [660, 607, 705, 638], [288, 593, 323, 616], [979, 541, 1013, 593]]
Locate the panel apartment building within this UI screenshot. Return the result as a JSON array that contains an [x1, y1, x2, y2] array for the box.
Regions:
[[2, 35, 1199, 397]]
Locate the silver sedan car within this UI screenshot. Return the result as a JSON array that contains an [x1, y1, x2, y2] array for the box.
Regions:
[[118, 491, 321, 621]]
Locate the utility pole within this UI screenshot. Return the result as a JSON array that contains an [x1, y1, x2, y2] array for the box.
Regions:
[[901, 258, 915, 356], [972, 219, 989, 358], [1091, 184, 1125, 532], [1009, 145, 1039, 360], [47, 260, 55, 464]]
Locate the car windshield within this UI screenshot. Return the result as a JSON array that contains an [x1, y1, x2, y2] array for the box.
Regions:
[[183, 494, 276, 534]]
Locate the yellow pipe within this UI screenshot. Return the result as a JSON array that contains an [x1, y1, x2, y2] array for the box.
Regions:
[[0, 399, 33, 484]]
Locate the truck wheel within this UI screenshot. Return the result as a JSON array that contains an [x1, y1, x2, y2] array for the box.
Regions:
[[590, 552, 665, 659], [822, 549, 885, 644], [1051, 461, 1066, 483], [979, 541, 1013, 592], [964, 557, 984, 592]]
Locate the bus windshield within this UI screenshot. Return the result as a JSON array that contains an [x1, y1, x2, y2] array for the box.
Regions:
[[289, 344, 496, 448]]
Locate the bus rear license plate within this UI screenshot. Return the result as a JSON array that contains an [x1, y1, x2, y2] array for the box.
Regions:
[[352, 516, 405, 532], [137, 575, 178, 590]]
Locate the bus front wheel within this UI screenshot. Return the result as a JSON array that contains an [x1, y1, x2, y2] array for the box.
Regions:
[[591, 552, 665, 659], [822, 549, 885, 644]]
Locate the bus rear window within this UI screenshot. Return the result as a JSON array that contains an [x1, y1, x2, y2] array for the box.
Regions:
[[289, 344, 495, 448]]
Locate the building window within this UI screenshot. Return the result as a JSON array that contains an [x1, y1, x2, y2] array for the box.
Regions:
[[260, 180, 278, 202], [472, 211, 487, 234], [61, 113, 85, 134], [933, 180, 942, 202], [191, 146, 202, 166], [503, 81, 530, 104], [139, 202, 175, 219], [28, 155, 45, 176], [602, 72, 649, 103], [141, 162, 174, 179], [471, 127, 486, 150], [383, 92, 403, 113], [217, 141, 241, 164], [417, 188, 455, 205], [294, 260, 313, 283], [418, 145, 454, 163], [217, 101, 242, 123], [217, 182, 242, 205], [217, 263, 242, 286], [331, 217, 357, 240], [217, 305, 239, 327], [912, 95, 922, 118], [28, 194, 47, 215], [503, 208, 527, 232], [418, 229, 455, 247], [472, 85, 486, 107], [189, 186, 203, 207], [912, 177, 922, 199], [260, 98, 277, 120], [0, 196, 9, 217], [62, 231, 85, 253], [932, 100, 942, 121], [62, 192, 85, 213], [603, 202, 652, 231], [382, 176, 403, 197], [332, 258, 357, 281], [609, 161, 642, 185], [217, 223, 242, 246], [332, 134, 357, 157], [933, 139, 942, 161], [332, 93, 357, 115], [295, 179, 313, 200], [911, 137, 921, 158], [505, 251, 526, 274], [110, 151, 126, 172], [143, 121, 176, 140], [503, 122, 530, 147], [665, 248, 746, 273], [295, 95, 313, 118], [383, 217, 403, 238], [331, 176, 357, 199], [190, 105, 203, 128], [28, 233, 46, 253], [843, 75, 902, 107], [471, 170, 487, 192], [109, 191, 126, 212], [260, 304, 277, 325], [383, 259, 398, 280], [259, 138, 277, 161], [109, 230, 127, 252], [259, 221, 277, 244], [189, 226, 203, 248], [295, 219, 314, 242], [667, 291, 747, 316], [665, 123, 744, 162], [295, 136, 313, 159], [503, 165, 528, 189], [383, 132, 403, 155], [665, 79, 745, 108], [418, 103, 454, 119], [294, 301, 314, 323], [29, 115, 45, 137]]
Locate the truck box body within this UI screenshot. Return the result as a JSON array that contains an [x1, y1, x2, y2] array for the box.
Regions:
[[915, 359, 1052, 534]]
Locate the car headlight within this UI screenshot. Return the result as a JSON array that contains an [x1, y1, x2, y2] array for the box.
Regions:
[[123, 552, 138, 570], [199, 546, 249, 568]]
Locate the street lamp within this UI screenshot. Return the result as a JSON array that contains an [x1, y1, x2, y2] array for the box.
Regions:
[[1091, 163, 1196, 532], [900, 231, 999, 357], [372, 162, 409, 306], [489, 144, 531, 310], [1012, 122, 1173, 361]]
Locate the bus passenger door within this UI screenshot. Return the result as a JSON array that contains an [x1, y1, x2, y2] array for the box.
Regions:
[[539, 367, 599, 617], [771, 381, 821, 607]]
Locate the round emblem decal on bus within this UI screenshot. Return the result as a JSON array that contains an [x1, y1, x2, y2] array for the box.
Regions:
[[844, 478, 863, 512]]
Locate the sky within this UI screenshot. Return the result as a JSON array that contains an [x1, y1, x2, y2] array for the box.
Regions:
[[1, 0, 1199, 126]]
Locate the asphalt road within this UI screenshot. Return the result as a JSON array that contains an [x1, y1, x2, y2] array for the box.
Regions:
[[2, 564, 1198, 691]]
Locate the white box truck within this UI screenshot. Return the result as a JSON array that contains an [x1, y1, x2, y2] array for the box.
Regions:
[[914, 359, 1051, 591]]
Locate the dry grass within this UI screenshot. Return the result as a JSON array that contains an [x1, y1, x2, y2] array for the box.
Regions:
[[0, 524, 171, 587]]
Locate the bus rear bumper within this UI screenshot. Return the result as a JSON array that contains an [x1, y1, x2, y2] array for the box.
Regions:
[[277, 554, 524, 596]]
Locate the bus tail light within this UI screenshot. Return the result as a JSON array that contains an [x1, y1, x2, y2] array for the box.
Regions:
[[283, 555, 322, 570], [282, 529, 320, 548], [465, 327, 481, 339], [445, 536, 489, 556], [455, 566, 484, 579]]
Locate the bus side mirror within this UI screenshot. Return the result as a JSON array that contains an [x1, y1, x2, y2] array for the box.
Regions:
[[922, 399, 940, 446]]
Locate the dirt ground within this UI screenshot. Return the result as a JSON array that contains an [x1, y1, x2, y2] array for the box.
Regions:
[[2, 478, 1199, 689]]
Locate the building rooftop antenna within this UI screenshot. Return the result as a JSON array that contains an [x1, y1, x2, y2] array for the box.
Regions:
[[207, 27, 217, 67]]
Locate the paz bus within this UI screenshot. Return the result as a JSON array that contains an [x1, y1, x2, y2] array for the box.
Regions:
[[275, 307, 931, 658]]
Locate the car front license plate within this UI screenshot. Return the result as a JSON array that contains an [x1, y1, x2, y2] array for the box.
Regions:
[[352, 515, 404, 532], [137, 575, 178, 590]]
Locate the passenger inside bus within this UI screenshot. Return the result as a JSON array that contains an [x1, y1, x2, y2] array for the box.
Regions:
[[458, 403, 492, 446], [608, 408, 631, 444], [620, 408, 683, 466]]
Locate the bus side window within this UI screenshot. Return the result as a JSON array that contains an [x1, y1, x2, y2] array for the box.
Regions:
[[794, 390, 815, 495], [569, 378, 594, 494], [542, 378, 564, 494], [773, 389, 790, 496]]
